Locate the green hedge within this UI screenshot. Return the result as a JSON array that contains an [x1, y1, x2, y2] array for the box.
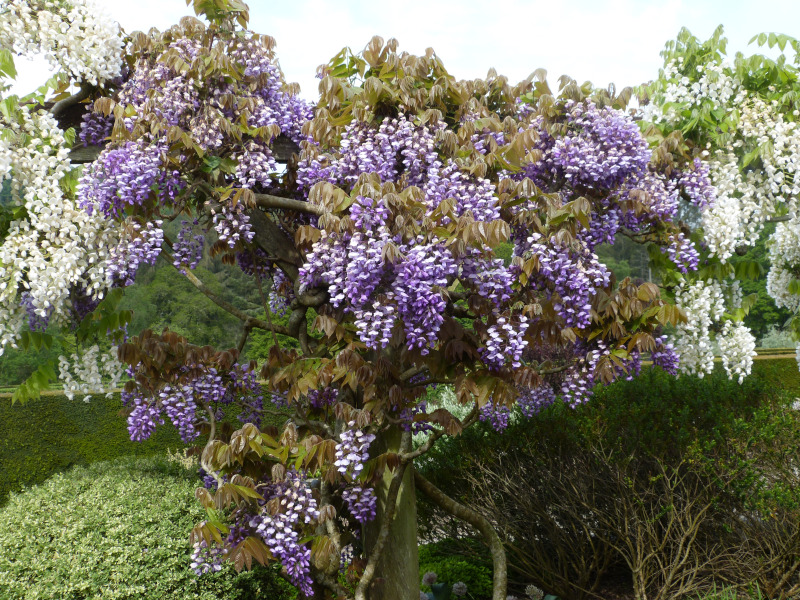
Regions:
[[0, 393, 185, 504], [0, 392, 292, 504], [751, 356, 800, 397], [0, 455, 296, 600]]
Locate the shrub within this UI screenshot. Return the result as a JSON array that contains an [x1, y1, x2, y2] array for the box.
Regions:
[[418, 366, 800, 600], [0, 455, 296, 600], [419, 541, 493, 599]]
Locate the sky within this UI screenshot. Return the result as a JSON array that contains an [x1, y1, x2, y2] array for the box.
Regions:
[[9, 0, 800, 99]]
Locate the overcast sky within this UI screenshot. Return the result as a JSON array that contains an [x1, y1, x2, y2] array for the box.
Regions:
[[9, 0, 800, 99]]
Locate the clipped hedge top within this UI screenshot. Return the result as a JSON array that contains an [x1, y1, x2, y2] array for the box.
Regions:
[[0, 455, 295, 600]]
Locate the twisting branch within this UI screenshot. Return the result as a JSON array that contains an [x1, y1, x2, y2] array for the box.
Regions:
[[50, 82, 93, 118], [237, 321, 252, 354], [402, 428, 446, 462], [312, 569, 351, 598], [287, 305, 316, 355], [355, 432, 412, 600], [402, 403, 480, 462], [161, 249, 292, 338], [254, 193, 324, 215], [415, 471, 508, 600]]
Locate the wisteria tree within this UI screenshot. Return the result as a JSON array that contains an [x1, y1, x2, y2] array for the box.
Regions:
[[644, 27, 800, 376], [0, 2, 742, 599]]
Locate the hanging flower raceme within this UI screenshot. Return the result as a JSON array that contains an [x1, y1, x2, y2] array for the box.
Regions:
[[0, 0, 124, 86]]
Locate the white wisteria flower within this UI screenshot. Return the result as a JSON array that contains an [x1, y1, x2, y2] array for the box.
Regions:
[[0, 0, 124, 86]]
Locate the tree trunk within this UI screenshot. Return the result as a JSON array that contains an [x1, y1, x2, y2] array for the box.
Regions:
[[363, 426, 420, 600]]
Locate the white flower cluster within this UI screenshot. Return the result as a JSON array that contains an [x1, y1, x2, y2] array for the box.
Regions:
[[58, 344, 123, 401], [0, 137, 11, 180], [0, 105, 119, 353], [702, 153, 765, 260], [674, 278, 756, 380], [674, 279, 725, 377], [767, 215, 800, 311], [652, 59, 743, 127], [0, 0, 123, 86], [654, 60, 800, 266], [717, 321, 756, 383]]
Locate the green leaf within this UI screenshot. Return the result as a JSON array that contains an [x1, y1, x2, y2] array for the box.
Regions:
[[11, 361, 58, 405], [734, 260, 764, 281], [0, 49, 17, 80]]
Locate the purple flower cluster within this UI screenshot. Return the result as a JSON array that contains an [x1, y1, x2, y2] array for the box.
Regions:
[[651, 335, 680, 375], [125, 395, 164, 442], [558, 339, 644, 406], [269, 268, 293, 316], [308, 387, 337, 409], [394, 244, 458, 353], [459, 254, 513, 306], [334, 424, 375, 476], [79, 142, 181, 218], [398, 400, 435, 435], [479, 402, 511, 432], [517, 384, 557, 418], [173, 221, 204, 272], [619, 170, 680, 225], [342, 484, 377, 523], [423, 161, 500, 222], [301, 205, 471, 353], [107, 220, 164, 286], [452, 582, 469, 597], [190, 534, 225, 575], [525, 100, 650, 190], [68, 287, 102, 326], [663, 232, 700, 273], [481, 314, 530, 370], [229, 364, 264, 426], [297, 114, 440, 189], [674, 158, 716, 209], [20, 292, 51, 332], [250, 470, 319, 595], [517, 233, 610, 329], [125, 366, 253, 443], [214, 204, 254, 248], [234, 140, 277, 189], [235, 248, 272, 278], [78, 110, 113, 146]]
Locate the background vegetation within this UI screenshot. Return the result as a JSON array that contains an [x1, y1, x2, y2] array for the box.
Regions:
[[418, 363, 800, 600]]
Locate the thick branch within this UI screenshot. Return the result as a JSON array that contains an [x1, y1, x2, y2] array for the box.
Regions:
[[254, 193, 323, 215], [50, 82, 93, 118], [247, 208, 302, 280], [402, 428, 446, 462], [414, 471, 507, 600], [287, 306, 316, 355], [312, 569, 351, 598]]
